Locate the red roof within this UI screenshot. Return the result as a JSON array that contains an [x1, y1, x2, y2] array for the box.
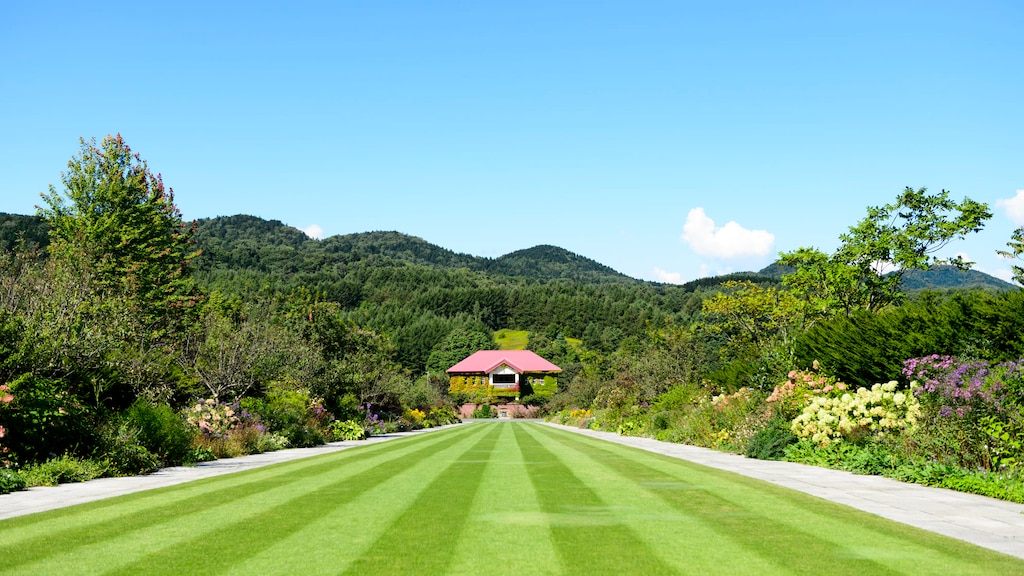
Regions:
[[447, 350, 562, 374]]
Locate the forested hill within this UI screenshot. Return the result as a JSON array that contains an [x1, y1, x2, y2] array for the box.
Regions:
[[192, 215, 633, 283], [3, 212, 1013, 292], [756, 260, 1015, 292], [0, 213, 48, 253], [489, 245, 633, 283]]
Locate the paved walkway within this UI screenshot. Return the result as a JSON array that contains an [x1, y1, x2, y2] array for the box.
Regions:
[[3, 421, 1024, 561], [544, 422, 1024, 561]]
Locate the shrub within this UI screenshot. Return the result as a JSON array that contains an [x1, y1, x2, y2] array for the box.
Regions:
[[405, 408, 426, 427], [766, 366, 846, 421], [20, 455, 108, 487], [97, 420, 162, 475], [904, 355, 1024, 470], [329, 419, 367, 441], [0, 383, 12, 467], [745, 416, 798, 460], [939, 471, 1024, 503], [0, 374, 95, 464], [424, 406, 460, 427], [186, 399, 239, 438], [121, 400, 195, 466], [0, 468, 26, 494], [241, 391, 328, 448], [791, 381, 922, 446]]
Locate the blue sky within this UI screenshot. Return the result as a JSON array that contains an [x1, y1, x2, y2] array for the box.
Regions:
[[2, 1, 1022, 284]]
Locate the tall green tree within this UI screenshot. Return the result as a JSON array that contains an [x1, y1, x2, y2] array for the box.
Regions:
[[779, 187, 991, 317], [38, 135, 202, 336]]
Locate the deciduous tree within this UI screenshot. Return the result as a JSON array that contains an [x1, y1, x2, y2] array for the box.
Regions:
[[779, 187, 991, 317]]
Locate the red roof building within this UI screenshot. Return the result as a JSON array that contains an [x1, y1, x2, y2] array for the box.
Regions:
[[447, 350, 562, 400]]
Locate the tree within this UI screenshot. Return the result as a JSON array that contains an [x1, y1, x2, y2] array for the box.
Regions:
[[425, 328, 495, 374], [997, 227, 1024, 286], [779, 187, 991, 317], [38, 135, 202, 338], [701, 280, 806, 349]]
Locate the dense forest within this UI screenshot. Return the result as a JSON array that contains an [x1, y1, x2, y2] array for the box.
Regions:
[[3, 135, 1024, 504]]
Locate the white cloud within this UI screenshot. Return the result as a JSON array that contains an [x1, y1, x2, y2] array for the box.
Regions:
[[653, 267, 683, 284], [303, 224, 324, 239], [996, 190, 1024, 226], [992, 267, 1019, 285], [681, 208, 774, 258]]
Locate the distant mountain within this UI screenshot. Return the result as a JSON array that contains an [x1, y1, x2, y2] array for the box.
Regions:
[[488, 245, 634, 283], [319, 231, 482, 271], [756, 261, 1014, 292], [899, 265, 1015, 292], [4, 211, 1014, 291]]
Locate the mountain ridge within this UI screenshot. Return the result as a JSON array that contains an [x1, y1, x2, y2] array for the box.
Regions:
[[0, 212, 1014, 290]]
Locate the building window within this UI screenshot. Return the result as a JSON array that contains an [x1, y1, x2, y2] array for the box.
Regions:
[[492, 374, 516, 385]]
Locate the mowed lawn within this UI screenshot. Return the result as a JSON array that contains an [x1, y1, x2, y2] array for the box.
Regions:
[[1, 423, 1021, 575]]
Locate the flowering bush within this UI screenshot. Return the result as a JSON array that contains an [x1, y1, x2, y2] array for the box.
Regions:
[[791, 381, 922, 446], [903, 355, 1024, 471], [186, 399, 239, 438], [405, 408, 426, 426], [903, 355, 1023, 418], [711, 387, 753, 409], [767, 367, 847, 420]]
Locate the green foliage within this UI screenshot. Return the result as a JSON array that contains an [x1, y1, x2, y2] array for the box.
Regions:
[[120, 399, 195, 466], [702, 280, 806, 348], [38, 134, 202, 340], [997, 226, 1024, 286], [744, 416, 798, 460], [328, 419, 367, 441], [780, 186, 992, 318], [939, 472, 1024, 503], [471, 404, 495, 418], [423, 406, 460, 427], [1, 373, 94, 464], [0, 467, 26, 494], [20, 454, 108, 487], [96, 419, 162, 475], [240, 388, 328, 448], [0, 213, 48, 254], [425, 327, 495, 373], [795, 290, 1024, 386]]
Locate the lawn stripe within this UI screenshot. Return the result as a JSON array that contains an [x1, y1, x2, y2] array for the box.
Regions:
[[446, 422, 562, 575], [517, 423, 778, 576], [338, 422, 504, 575], [0, 425, 479, 575], [219, 423, 499, 575], [513, 423, 680, 575], [533, 424, 1024, 576], [0, 430, 441, 543], [100, 424, 484, 576]]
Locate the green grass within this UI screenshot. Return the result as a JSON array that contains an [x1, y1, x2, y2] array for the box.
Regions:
[[1, 422, 1021, 575], [494, 329, 529, 350]]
